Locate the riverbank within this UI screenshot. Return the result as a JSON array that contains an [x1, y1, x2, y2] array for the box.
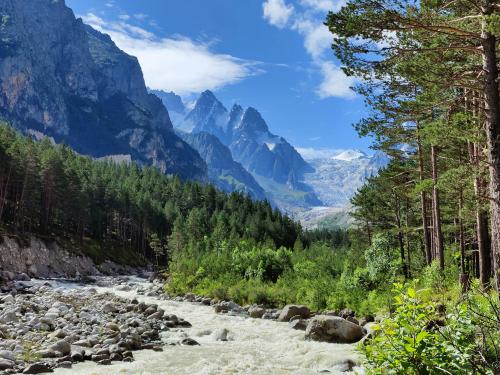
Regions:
[[0, 276, 364, 374]]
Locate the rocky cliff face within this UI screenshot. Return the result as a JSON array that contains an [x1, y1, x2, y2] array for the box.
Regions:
[[148, 89, 189, 131], [0, 235, 146, 279], [0, 235, 99, 278], [184, 90, 231, 144], [180, 131, 266, 200], [184, 91, 312, 186], [0, 0, 206, 180]]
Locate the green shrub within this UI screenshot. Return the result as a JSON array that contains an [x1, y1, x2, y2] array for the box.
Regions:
[[362, 284, 499, 375], [365, 234, 400, 284]]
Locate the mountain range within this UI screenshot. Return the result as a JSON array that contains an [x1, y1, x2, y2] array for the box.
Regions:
[[0, 0, 206, 180], [155, 88, 389, 222], [0, 0, 388, 227]]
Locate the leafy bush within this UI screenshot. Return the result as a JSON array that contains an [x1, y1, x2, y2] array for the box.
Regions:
[[365, 234, 400, 284], [362, 284, 500, 374], [232, 242, 292, 282]]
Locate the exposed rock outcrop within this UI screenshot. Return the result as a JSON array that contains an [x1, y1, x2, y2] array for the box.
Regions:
[[180, 131, 267, 200], [0, 0, 207, 181], [0, 235, 144, 279], [0, 236, 98, 278], [184, 91, 314, 186]]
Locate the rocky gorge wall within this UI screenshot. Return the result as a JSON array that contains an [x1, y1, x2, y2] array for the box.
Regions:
[[0, 235, 146, 279], [0, 235, 99, 278]]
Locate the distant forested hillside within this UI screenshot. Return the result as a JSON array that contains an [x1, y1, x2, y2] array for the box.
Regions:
[[0, 124, 302, 264]]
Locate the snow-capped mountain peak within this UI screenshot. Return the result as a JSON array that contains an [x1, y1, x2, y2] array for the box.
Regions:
[[298, 148, 388, 207], [331, 149, 367, 161]]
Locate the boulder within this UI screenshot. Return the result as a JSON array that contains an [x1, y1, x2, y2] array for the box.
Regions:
[[48, 340, 71, 356], [278, 305, 310, 322], [305, 315, 366, 344], [289, 319, 308, 331], [15, 273, 31, 281], [0, 359, 15, 371], [0, 350, 16, 362], [23, 362, 53, 374], [214, 301, 243, 314], [324, 310, 338, 316], [56, 361, 72, 369], [181, 338, 200, 346], [334, 359, 358, 372], [248, 306, 265, 318], [346, 316, 359, 325], [213, 328, 230, 341], [0, 310, 17, 324], [1, 294, 14, 304], [102, 302, 117, 313], [147, 311, 163, 320], [52, 329, 67, 339], [360, 314, 375, 326]]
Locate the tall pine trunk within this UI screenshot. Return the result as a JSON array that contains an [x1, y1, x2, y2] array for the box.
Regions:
[[431, 145, 445, 270], [395, 193, 408, 278], [469, 141, 492, 288], [458, 189, 469, 290], [481, 5, 500, 291], [417, 129, 432, 265]]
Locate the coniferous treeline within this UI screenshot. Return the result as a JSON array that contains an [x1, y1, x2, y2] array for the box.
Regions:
[[0, 123, 302, 263], [327, 0, 500, 292]]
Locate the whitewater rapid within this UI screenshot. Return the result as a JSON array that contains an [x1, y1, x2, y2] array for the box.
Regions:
[[46, 278, 362, 375]]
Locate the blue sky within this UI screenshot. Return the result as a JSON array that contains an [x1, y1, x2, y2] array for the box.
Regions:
[[66, 0, 372, 154]]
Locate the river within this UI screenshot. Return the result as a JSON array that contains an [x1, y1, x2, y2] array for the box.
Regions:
[[40, 277, 363, 375]]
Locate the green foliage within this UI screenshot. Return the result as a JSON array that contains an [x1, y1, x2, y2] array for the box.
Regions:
[[232, 242, 292, 282], [363, 285, 500, 374], [365, 234, 400, 283], [420, 260, 459, 294], [165, 237, 389, 313], [0, 123, 302, 265]]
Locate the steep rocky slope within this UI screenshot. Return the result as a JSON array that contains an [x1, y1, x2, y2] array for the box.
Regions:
[[180, 132, 266, 200], [0, 0, 206, 180], [185, 91, 313, 186]]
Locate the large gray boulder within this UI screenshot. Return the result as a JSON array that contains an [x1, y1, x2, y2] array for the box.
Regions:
[[48, 340, 71, 356], [0, 359, 15, 371], [23, 362, 53, 374], [278, 305, 310, 322], [305, 315, 366, 343], [248, 306, 266, 318]]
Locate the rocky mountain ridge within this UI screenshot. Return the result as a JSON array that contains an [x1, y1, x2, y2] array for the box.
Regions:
[[0, 0, 206, 180], [179, 131, 267, 200], [185, 91, 313, 187], [154, 88, 388, 220]]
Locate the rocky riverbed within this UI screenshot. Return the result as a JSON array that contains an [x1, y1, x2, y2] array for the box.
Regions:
[[0, 275, 366, 374]]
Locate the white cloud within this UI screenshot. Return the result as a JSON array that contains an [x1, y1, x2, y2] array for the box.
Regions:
[[316, 61, 355, 99], [118, 14, 130, 21], [263, 0, 355, 99], [262, 0, 294, 28], [299, 0, 346, 12], [82, 13, 259, 96], [292, 19, 331, 58]]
